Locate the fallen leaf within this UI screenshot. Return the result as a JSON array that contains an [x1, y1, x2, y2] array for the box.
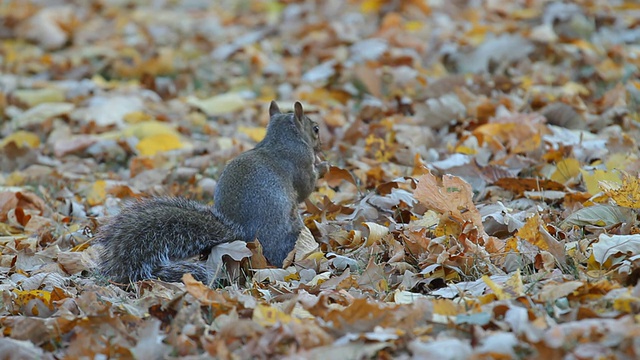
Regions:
[[414, 172, 484, 234], [1, 131, 41, 149], [593, 234, 640, 265], [600, 172, 640, 209], [135, 133, 183, 156], [238, 126, 267, 143], [186, 93, 246, 116], [252, 304, 300, 326]]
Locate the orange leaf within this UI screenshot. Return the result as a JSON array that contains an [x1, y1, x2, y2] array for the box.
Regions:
[[414, 172, 484, 234]]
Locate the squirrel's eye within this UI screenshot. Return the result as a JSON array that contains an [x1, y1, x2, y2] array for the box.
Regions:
[[313, 125, 319, 134]]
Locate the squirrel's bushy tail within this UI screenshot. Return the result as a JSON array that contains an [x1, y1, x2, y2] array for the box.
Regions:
[[99, 259, 211, 285], [96, 197, 241, 285], [153, 261, 212, 284]]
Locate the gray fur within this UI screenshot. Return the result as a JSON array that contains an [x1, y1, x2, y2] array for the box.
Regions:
[[214, 101, 321, 267], [96, 197, 242, 284], [96, 101, 324, 283]]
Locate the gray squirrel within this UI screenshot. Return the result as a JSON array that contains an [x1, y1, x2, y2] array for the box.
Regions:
[[96, 101, 328, 284]]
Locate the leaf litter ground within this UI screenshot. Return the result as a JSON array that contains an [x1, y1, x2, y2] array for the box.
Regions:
[[1, 0, 640, 359]]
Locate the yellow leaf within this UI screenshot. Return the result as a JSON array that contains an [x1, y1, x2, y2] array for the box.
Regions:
[[265, 0, 285, 24], [482, 275, 509, 300], [503, 269, 525, 298], [136, 133, 183, 156], [12, 289, 53, 312], [516, 214, 546, 249], [363, 222, 389, 247], [511, 8, 541, 19], [186, 92, 246, 116], [91, 74, 139, 88], [361, 0, 383, 13], [478, 293, 497, 304], [614, 296, 640, 313], [587, 253, 611, 270], [404, 21, 423, 32], [570, 39, 595, 52], [474, 123, 516, 149], [5, 171, 26, 186], [519, 75, 533, 91], [432, 298, 460, 316], [87, 180, 107, 206], [187, 112, 208, 128], [253, 304, 300, 326], [601, 172, 640, 209], [550, 158, 581, 183], [71, 242, 90, 252], [123, 111, 153, 124], [13, 88, 65, 107], [12, 289, 50, 305], [505, 237, 518, 252], [615, 2, 640, 10], [238, 126, 267, 143], [581, 169, 621, 195], [464, 24, 490, 46], [512, 132, 541, 154], [299, 87, 350, 104], [435, 216, 462, 237], [305, 251, 326, 261], [455, 145, 476, 155], [3, 41, 18, 64], [424, 62, 448, 78], [316, 186, 336, 200], [284, 272, 300, 281], [515, 214, 565, 265], [1, 131, 40, 149], [122, 121, 178, 140], [561, 82, 590, 96], [445, 269, 461, 282], [596, 58, 623, 82], [606, 153, 636, 171]]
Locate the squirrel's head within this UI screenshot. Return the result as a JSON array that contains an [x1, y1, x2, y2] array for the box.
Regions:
[[268, 100, 321, 152]]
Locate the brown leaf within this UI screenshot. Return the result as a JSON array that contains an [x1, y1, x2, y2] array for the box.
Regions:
[[414, 172, 484, 234], [323, 166, 357, 187], [182, 274, 230, 307], [494, 178, 566, 196]]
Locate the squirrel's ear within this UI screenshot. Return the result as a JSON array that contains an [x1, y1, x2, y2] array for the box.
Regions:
[[294, 101, 304, 120], [269, 101, 281, 117]]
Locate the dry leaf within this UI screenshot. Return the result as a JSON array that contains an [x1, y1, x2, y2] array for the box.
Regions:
[[600, 172, 640, 209], [414, 172, 484, 234], [186, 93, 246, 116], [593, 234, 640, 265], [135, 133, 184, 156]]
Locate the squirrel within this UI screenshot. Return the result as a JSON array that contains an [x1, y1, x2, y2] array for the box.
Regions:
[[95, 101, 328, 285], [213, 101, 327, 268]]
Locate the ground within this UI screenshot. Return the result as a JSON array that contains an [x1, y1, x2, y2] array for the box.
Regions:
[[1, 0, 640, 358]]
